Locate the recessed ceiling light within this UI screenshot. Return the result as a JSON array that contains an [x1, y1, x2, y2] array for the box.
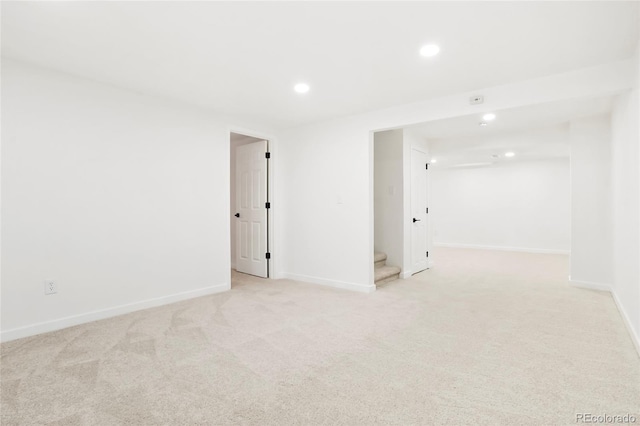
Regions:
[[505, 152, 515, 157], [431, 158, 437, 163], [294, 83, 310, 94], [479, 121, 488, 127], [420, 44, 440, 57], [483, 113, 496, 121]]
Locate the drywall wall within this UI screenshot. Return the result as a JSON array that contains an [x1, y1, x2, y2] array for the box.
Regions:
[[610, 75, 640, 347], [277, 121, 374, 292], [373, 130, 404, 271], [0, 59, 270, 341], [276, 60, 633, 291], [430, 158, 570, 253], [569, 115, 613, 287]]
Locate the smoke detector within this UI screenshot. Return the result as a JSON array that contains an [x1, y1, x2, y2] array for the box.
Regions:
[[470, 95, 484, 105]]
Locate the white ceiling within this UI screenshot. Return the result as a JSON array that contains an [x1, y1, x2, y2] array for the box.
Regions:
[[425, 123, 572, 170], [2, 2, 638, 129], [409, 96, 614, 140], [410, 96, 616, 169]]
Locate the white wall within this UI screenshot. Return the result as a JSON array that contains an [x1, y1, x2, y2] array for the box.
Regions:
[[0, 59, 271, 341], [610, 49, 640, 349], [4, 57, 635, 344], [276, 60, 633, 293], [373, 130, 404, 270], [430, 159, 570, 253], [278, 121, 375, 292], [570, 115, 613, 287]]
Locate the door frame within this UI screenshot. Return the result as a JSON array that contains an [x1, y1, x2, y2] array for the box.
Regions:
[[370, 128, 432, 283], [228, 126, 278, 282]]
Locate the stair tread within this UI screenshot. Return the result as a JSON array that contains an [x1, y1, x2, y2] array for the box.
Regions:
[[374, 252, 387, 263], [375, 265, 401, 282]]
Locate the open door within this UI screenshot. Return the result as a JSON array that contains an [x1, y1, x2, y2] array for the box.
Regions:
[[411, 148, 429, 274], [235, 140, 269, 277]]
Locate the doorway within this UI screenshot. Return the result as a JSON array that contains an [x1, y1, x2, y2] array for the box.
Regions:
[[372, 129, 431, 284], [230, 132, 271, 278]]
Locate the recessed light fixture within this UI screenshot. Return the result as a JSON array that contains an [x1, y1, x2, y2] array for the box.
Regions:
[[505, 152, 515, 157], [420, 44, 440, 57], [294, 83, 310, 94], [483, 113, 496, 121], [479, 121, 488, 127], [431, 158, 437, 163]]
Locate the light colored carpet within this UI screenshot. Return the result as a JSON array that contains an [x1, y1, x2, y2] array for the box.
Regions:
[[2, 248, 639, 425]]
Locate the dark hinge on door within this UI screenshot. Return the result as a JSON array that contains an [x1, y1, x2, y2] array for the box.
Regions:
[[426, 207, 429, 214], [265, 252, 271, 259], [426, 251, 429, 258], [265, 152, 271, 159], [425, 163, 428, 170], [265, 202, 271, 209]]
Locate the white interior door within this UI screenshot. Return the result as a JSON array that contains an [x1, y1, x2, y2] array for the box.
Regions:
[[411, 148, 429, 274], [235, 140, 268, 277]]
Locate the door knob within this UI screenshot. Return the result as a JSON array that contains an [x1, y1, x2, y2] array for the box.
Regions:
[[235, 213, 240, 218], [413, 218, 421, 223]]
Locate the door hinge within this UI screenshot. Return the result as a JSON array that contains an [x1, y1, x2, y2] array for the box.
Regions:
[[265, 152, 271, 159], [426, 251, 429, 257], [265, 252, 271, 259], [426, 207, 429, 214], [265, 202, 271, 209], [425, 163, 428, 170]]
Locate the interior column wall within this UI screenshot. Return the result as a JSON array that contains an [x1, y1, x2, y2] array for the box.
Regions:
[[610, 40, 640, 348], [569, 115, 613, 287]]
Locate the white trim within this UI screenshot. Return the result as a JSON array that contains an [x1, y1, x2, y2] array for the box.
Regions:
[[0, 283, 230, 343], [401, 270, 413, 279], [434, 242, 570, 255], [282, 272, 376, 294], [569, 279, 612, 292], [228, 126, 279, 279], [568, 280, 640, 358], [611, 290, 640, 358]]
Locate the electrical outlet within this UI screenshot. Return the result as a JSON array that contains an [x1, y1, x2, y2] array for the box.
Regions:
[[44, 280, 57, 295]]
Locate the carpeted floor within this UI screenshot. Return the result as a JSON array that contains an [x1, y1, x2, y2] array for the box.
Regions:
[[1, 248, 639, 425]]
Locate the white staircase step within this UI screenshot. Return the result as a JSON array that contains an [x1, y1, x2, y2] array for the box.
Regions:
[[374, 252, 387, 268], [375, 265, 401, 285]]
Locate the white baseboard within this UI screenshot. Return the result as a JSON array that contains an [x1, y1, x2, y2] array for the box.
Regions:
[[569, 279, 612, 292], [401, 270, 413, 279], [611, 290, 640, 358], [0, 283, 230, 343], [282, 272, 376, 294], [434, 242, 570, 255], [569, 279, 640, 358]]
